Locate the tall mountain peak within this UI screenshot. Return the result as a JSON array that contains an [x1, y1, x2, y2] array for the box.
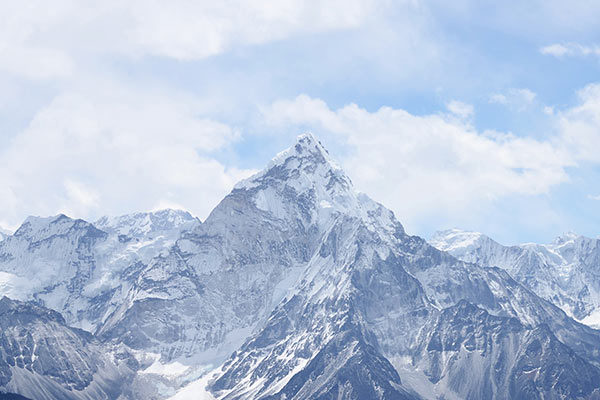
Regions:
[[207, 133, 403, 247], [290, 132, 335, 162], [234, 133, 350, 192]]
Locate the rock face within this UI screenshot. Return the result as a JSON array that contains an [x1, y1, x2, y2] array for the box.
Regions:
[[1, 134, 600, 400], [0, 297, 132, 399], [414, 300, 600, 400], [431, 229, 600, 328]]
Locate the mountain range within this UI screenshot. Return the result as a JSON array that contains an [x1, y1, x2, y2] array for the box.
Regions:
[[0, 134, 599, 399], [431, 229, 600, 329]]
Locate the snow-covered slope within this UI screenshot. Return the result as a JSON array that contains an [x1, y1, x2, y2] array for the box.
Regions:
[[0, 227, 11, 242], [0, 210, 200, 332], [0, 210, 205, 398], [0, 296, 134, 399], [0, 215, 109, 319], [431, 229, 600, 328], [95, 209, 198, 247]]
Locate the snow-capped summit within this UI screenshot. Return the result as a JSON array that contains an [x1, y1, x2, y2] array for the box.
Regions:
[[0, 214, 108, 326], [205, 139, 600, 400], [231, 133, 402, 239], [0, 209, 200, 334], [233, 133, 354, 218], [2, 214, 106, 278], [235, 133, 347, 191], [13, 215, 58, 236]]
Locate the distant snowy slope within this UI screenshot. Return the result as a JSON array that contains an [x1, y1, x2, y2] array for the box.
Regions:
[[0, 227, 11, 242], [431, 229, 600, 328], [0, 210, 200, 333], [95, 209, 198, 242]]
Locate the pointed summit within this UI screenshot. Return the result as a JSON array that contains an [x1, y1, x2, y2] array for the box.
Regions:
[[271, 132, 335, 165], [288, 132, 336, 165], [204, 132, 404, 250], [234, 133, 351, 195]]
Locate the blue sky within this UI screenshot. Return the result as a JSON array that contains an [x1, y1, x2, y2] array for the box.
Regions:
[[1, 1, 599, 244]]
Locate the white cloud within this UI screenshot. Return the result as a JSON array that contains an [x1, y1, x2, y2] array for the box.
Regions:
[[557, 83, 600, 163], [540, 44, 570, 57], [489, 94, 508, 105], [540, 42, 600, 58], [588, 195, 600, 201], [151, 200, 189, 213], [0, 0, 436, 228], [489, 88, 537, 111], [446, 100, 474, 119], [0, 83, 254, 227], [62, 180, 100, 216], [0, 0, 378, 80], [263, 94, 573, 229], [2, 1, 599, 239], [128, 0, 374, 60]]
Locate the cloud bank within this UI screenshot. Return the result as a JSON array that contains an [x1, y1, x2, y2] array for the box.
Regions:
[[0, 84, 253, 228], [262, 87, 600, 231]]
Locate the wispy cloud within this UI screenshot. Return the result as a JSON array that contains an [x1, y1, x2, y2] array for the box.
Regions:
[[446, 100, 474, 120], [489, 88, 537, 111], [540, 43, 600, 58], [588, 195, 600, 201]]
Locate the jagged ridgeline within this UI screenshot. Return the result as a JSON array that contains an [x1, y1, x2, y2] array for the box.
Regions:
[[431, 228, 600, 329], [1, 134, 599, 400]]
